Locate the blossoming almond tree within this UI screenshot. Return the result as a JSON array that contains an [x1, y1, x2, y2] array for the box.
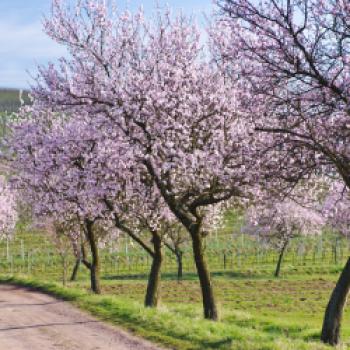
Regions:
[[8, 116, 117, 294], [36, 218, 81, 286], [103, 181, 179, 308], [323, 182, 350, 238], [321, 181, 350, 343], [215, 0, 350, 342], [163, 222, 189, 282], [0, 176, 17, 241], [9, 108, 181, 307], [26, 0, 263, 320], [243, 199, 324, 277]]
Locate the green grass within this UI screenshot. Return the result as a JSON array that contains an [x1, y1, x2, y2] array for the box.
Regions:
[[0, 214, 349, 349], [0, 272, 345, 350], [0, 88, 347, 349], [2, 217, 349, 281]]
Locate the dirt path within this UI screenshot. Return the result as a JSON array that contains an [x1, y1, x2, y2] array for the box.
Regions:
[[0, 284, 165, 350]]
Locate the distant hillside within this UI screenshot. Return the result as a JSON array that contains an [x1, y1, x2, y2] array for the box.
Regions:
[[0, 89, 31, 114]]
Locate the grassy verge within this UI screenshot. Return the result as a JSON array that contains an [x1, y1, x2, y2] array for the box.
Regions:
[[0, 274, 335, 350]]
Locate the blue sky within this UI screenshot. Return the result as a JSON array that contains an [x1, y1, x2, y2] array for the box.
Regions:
[[0, 0, 213, 89]]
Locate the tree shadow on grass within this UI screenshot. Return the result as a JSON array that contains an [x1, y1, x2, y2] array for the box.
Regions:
[[200, 338, 233, 349], [102, 270, 265, 282], [103, 271, 199, 281]]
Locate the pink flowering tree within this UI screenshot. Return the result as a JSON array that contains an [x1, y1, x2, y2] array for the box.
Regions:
[[36, 218, 81, 286], [243, 199, 324, 277], [163, 203, 225, 283], [8, 116, 118, 294], [104, 181, 179, 308], [323, 182, 350, 238], [69, 219, 120, 283], [0, 176, 17, 241], [25, 0, 263, 320], [215, 0, 350, 342], [163, 223, 189, 282], [9, 108, 181, 308], [321, 180, 350, 343]]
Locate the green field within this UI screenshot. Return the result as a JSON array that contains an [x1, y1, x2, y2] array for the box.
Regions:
[[0, 214, 349, 349], [72, 273, 350, 349], [1, 270, 345, 350], [0, 88, 30, 113], [1, 211, 347, 279]]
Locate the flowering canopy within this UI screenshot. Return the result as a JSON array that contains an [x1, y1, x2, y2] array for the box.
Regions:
[[10, 0, 270, 320], [322, 181, 350, 238], [0, 176, 17, 239], [214, 0, 350, 188], [28, 1, 264, 219], [243, 199, 324, 249]]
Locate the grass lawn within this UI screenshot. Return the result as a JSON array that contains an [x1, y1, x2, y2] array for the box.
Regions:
[[0, 270, 347, 350], [1, 215, 348, 349]]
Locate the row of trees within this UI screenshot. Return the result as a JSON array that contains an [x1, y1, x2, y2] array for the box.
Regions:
[[4, 0, 350, 346], [9, 1, 236, 318], [214, 0, 350, 344]]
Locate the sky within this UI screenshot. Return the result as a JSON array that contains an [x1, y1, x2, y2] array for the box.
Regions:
[[0, 0, 213, 89]]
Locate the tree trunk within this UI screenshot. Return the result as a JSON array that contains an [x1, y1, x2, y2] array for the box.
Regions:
[[321, 257, 350, 345], [62, 255, 68, 286], [176, 250, 183, 282], [164, 243, 183, 282], [274, 240, 288, 278], [85, 220, 101, 294], [71, 241, 87, 281], [90, 262, 101, 294], [191, 229, 218, 320], [145, 233, 162, 307], [70, 258, 81, 281]]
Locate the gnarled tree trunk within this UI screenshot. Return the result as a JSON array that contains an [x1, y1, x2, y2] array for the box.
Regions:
[[176, 250, 183, 282], [164, 243, 183, 282], [70, 240, 89, 281], [191, 228, 218, 320], [85, 220, 101, 294], [107, 206, 163, 308], [145, 233, 163, 307], [275, 239, 288, 278], [61, 254, 68, 286], [321, 257, 350, 345], [70, 257, 81, 281]]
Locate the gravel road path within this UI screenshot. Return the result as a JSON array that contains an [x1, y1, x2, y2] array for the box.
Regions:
[[0, 284, 165, 350]]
